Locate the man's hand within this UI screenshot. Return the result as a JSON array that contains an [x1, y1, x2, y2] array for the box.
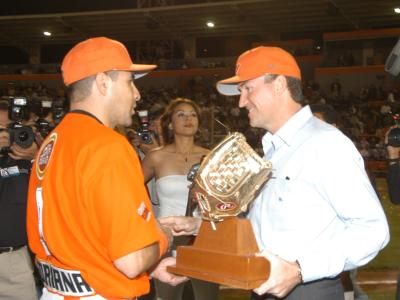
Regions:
[[9, 142, 38, 161], [159, 216, 202, 236], [128, 129, 159, 155], [150, 257, 188, 286], [253, 250, 302, 298]]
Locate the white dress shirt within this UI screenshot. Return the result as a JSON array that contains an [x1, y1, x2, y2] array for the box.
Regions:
[[248, 105, 389, 282]]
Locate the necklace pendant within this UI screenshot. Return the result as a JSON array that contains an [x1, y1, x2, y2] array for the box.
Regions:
[[185, 157, 188, 162]]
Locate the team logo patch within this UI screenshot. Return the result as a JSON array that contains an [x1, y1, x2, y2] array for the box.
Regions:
[[137, 201, 151, 222], [215, 201, 237, 212], [36, 133, 57, 180]]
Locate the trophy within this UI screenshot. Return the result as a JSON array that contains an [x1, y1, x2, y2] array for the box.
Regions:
[[167, 132, 273, 289]]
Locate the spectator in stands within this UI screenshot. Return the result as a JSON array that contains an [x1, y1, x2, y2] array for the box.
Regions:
[[310, 103, 338, 127]]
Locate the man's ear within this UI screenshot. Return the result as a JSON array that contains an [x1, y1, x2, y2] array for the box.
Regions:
[[273, 75, 288, 96], [94, 73, 112, 96]]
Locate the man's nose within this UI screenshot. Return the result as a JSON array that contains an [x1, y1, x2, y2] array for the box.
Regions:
[[133, 85, 141, 102]]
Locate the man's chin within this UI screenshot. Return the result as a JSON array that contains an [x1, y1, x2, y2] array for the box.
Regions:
[[125, 118, 133, 127], [248, 117, 256, 128]]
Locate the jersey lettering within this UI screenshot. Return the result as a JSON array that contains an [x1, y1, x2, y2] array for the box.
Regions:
[[36, 260, 95, 296]]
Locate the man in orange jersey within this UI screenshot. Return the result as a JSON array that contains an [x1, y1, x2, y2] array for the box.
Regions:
[[27, 37, 186, 300]]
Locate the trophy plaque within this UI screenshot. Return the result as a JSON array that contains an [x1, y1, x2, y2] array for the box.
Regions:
[[167, 132, 272, 289]]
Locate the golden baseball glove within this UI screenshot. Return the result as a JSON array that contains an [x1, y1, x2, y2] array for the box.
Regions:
[[190, 132, 272, 222]]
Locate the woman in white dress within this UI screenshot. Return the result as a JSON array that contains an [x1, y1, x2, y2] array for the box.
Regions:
[[141, 98, 219, 300]]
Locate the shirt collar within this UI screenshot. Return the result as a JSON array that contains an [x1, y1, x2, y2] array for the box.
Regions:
[[69, 109, 104, 125], [262, 105, 313, 154]]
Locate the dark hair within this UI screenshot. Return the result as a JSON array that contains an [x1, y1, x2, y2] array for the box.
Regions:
[[66, 70, 119, 103], [0, 100, 8, 112], [310, 104, 337, 125], [160, 98, 201, 145], [264, 74, 303, 103]]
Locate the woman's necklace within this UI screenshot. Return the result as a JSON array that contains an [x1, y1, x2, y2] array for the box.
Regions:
[[183, 149, 191, 163], [175, 146, 193, 163]]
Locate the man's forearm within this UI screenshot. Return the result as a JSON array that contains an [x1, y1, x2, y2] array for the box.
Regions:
[[113, 242, 160, 279]]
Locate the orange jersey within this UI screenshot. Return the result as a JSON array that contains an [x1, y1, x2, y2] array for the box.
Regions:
[[27, 111, 161, 298]]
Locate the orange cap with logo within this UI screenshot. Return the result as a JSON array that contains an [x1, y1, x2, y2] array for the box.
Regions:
[[61, 37, 157, 86], [216, 46, 301, 96]]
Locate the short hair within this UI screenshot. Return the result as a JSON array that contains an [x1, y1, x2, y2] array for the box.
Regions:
[[66, 70, 120, 103], [310, 104, 337, 125], [160, 98, 201, 145], [264, 74, 303, 103]]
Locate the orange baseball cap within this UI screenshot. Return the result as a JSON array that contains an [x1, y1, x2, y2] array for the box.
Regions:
[[61, 37, 157, 86], [216, 46, 301, 96]]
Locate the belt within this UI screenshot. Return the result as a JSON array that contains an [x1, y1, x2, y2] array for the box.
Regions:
[[0, 245, 24, 254]]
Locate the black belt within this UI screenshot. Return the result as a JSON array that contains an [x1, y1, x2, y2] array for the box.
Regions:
[[0, 245, 24, 254]]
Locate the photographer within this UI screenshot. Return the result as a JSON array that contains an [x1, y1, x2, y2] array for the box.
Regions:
[[128, 109, 164, 223], [30, 99, 53, 141], [30, 98, 67, 146], [129, 109, 162, 155], [386, 125, 400, 204], [0, 99, 38, 299], [385, 126, 400, 300]]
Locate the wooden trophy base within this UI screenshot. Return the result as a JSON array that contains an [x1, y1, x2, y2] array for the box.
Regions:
[[167, 217, 270, 290]]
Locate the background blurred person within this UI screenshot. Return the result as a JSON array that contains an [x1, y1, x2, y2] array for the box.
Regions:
[[0, 99, 38, 300], [385, 126, 400, 300]]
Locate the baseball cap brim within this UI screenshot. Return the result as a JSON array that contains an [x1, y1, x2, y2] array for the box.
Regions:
[[216, 75, 247, 96], [130, 63, 157, 79]]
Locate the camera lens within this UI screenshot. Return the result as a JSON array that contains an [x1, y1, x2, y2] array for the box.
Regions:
[[18, 130, 28, 141], [388, 127, 400, 147], [140, 132, 153, 144], [13, 126, 35, 148]]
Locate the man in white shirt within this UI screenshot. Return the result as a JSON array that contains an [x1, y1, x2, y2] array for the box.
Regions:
[[215, 46, 389, 300], [161, 46, 389, 300]]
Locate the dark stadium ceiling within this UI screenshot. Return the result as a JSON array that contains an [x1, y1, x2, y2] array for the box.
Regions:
[[0, 0, 400, 47]]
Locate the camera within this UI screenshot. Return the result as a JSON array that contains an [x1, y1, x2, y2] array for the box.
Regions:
[[9, 96, 29, 121], [34, 100, 54, 138], [6, 97, 35, 149], [137, 110, 153, 144], [388, 113, 400, 147], [52, 98, 67, 125]]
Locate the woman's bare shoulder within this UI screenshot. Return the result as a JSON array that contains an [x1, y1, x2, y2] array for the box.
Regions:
[[150, 144, 177, 156], [146, 146, 169, 162], [194, 145, 209, 155]]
